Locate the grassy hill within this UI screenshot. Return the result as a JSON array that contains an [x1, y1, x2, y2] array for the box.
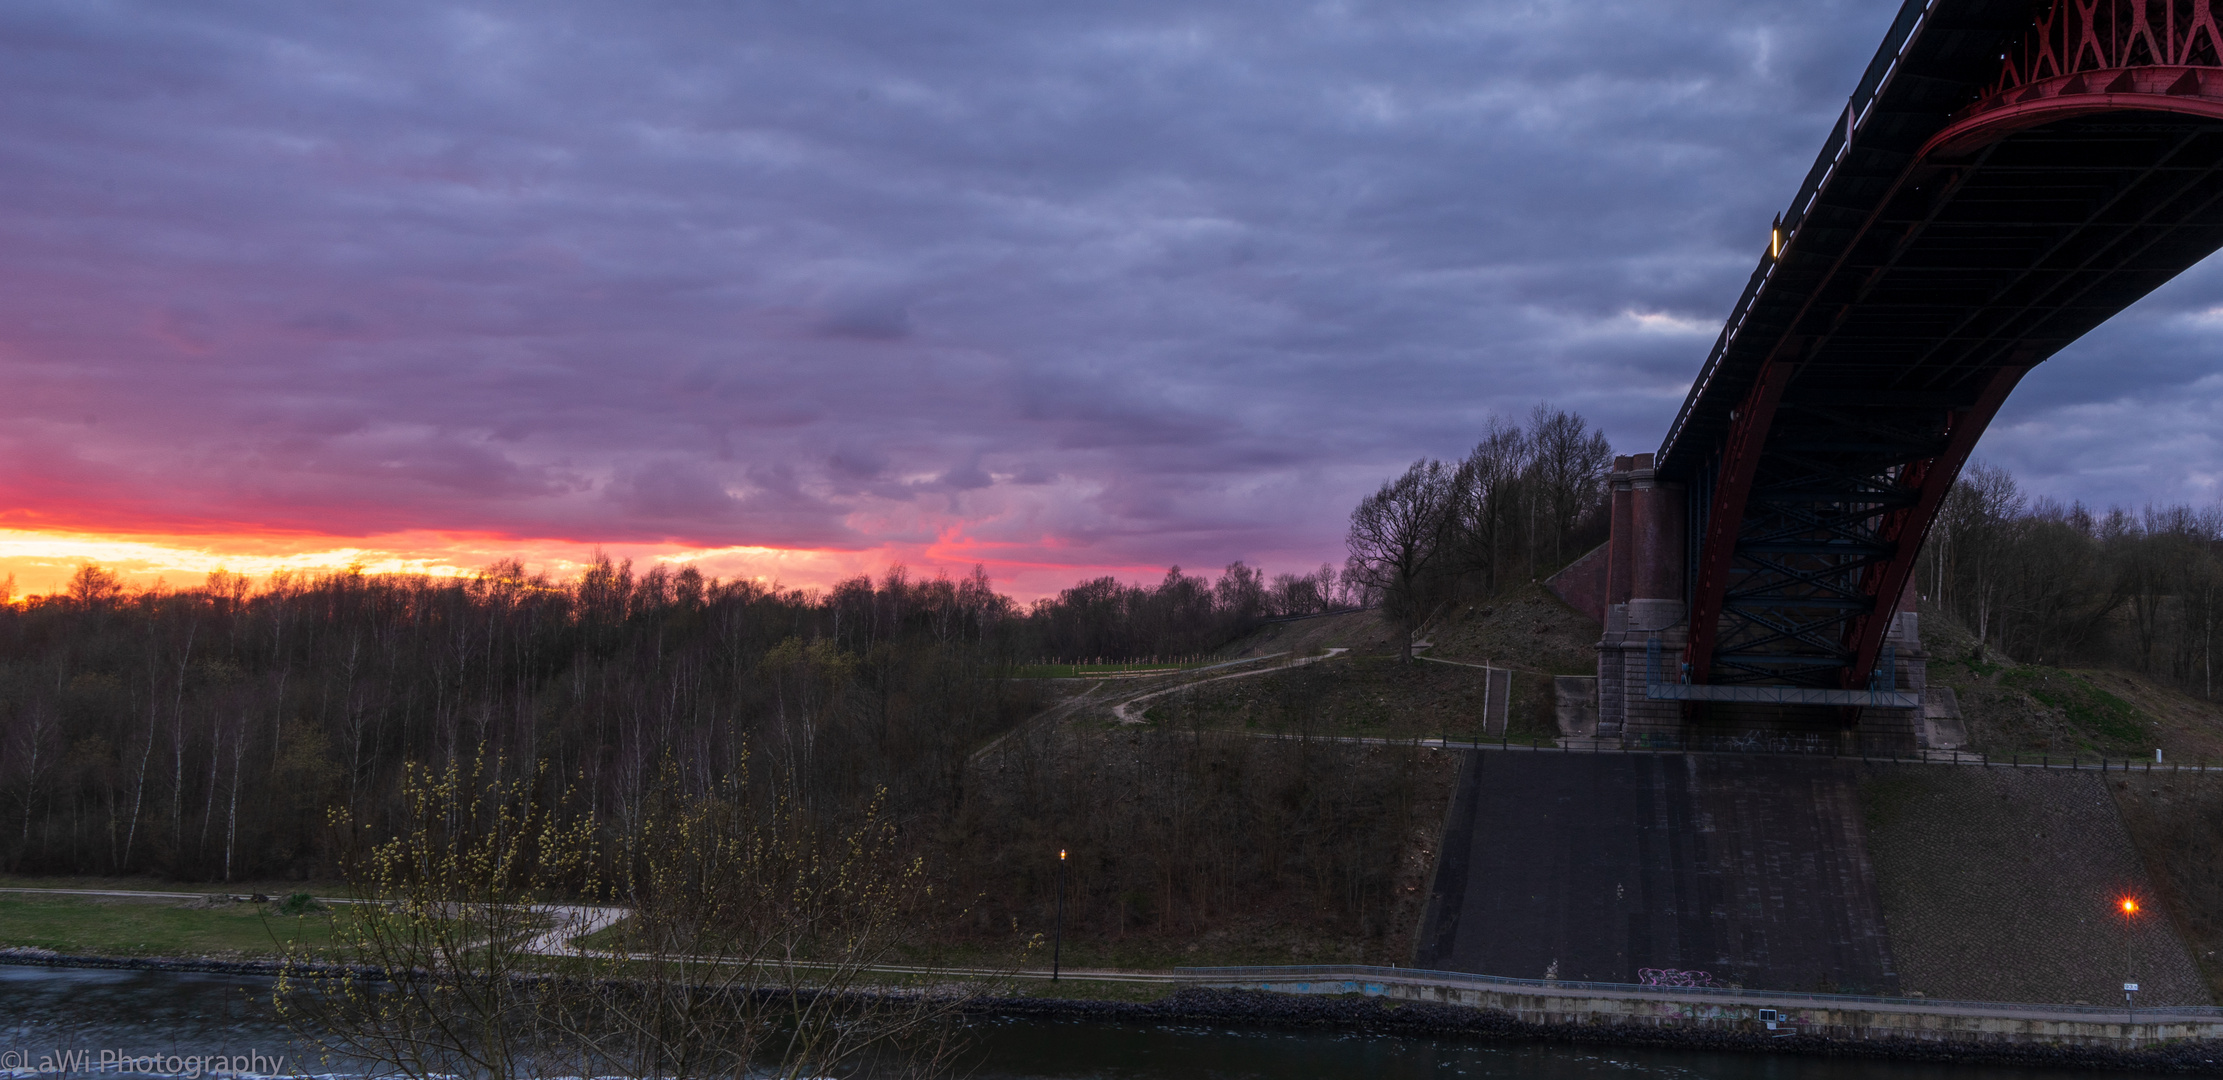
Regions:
[[1125, 585, 1601, 743], [1167, 592, 2223, 759], [1031, 589, 2223, 993], [1920, 601, 2223, 762]]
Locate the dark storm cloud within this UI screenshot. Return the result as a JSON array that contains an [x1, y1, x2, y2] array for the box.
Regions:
[[2, 0, 2218, 578]]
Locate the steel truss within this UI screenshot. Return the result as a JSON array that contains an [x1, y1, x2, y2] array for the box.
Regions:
[[1709, 403, 1940, 686], [1994, 0, 2223, 96]]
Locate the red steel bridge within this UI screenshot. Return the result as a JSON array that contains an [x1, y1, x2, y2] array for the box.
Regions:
[[1561, 0, 2223, 741]]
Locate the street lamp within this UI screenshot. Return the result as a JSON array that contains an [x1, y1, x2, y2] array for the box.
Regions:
[[2120, 897, 2140, 1030], [1053, 849, 1067, 982]]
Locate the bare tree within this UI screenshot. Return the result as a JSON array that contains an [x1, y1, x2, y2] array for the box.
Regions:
[[1524, 404, 1615, 571], [1346, 459, 1457, 661], [547, 767, 985, 1080], [1449, 417, 1531, 595], [1213, 561, 1267, 623], [279, 756, 597, 1080], [1936, 462, 2024, 652], [281, 754, 985, 1080]]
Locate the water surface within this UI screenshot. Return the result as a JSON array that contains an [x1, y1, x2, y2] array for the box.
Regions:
[[0, 966, 2146, 1079]]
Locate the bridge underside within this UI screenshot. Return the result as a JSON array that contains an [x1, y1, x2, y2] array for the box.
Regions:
[[1700, 108, 2223, 692], [1560, 0, 2223, 743]]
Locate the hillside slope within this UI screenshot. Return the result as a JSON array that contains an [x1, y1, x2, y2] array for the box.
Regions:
[[1143, 585, 1601, 742], [1862, 765, 2210, 1005], [1920, 602, 2223, 761]]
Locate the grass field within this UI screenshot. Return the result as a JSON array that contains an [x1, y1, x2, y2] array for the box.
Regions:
[[1918, 601, 2223, 761], [1015, 660, 1218, 679], [1145, 654, 1561, 744], [0, 893, 333, 958]]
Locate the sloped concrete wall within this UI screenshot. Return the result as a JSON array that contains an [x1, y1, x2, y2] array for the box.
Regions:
[[1862, 765, 2210, 1006], [1417, 751, 1898, 993]]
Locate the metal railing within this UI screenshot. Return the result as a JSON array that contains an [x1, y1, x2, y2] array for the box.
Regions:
[[1657, 0, 1941, 472], [1173, 962, 2223, 1020], [1642, 636, 1922, 707], [1418, 730, 2223, 773]]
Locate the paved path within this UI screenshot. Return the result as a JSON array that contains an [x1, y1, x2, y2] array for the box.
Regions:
[[9, 887, 2218, 1020], [0, 888, 1167, 983]]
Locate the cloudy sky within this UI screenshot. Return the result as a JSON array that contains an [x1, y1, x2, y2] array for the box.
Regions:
[[3, 0, 2221, 598]]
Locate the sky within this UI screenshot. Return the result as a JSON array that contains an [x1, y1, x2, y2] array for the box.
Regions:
[[4, 0, 2223, 600]]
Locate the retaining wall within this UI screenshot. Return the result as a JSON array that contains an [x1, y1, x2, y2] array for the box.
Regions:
[[1189, 966, 2223, 1050]]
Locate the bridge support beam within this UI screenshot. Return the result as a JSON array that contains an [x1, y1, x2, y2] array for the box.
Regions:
[[1684, 358, 1793, 686], [1840, 366, 2026, 692]]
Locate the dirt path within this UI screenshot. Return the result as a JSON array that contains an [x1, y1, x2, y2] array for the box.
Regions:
[[970, 679, 1110, 762], [1110, 649, 1346, 723]]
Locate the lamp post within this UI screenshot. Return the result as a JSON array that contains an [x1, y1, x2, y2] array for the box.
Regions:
[[2121, 897, 2140, 1031], [1053, 848, 1067, 982]]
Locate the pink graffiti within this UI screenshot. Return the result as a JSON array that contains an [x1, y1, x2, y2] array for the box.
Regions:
[[1638, 968, 1721, 988]]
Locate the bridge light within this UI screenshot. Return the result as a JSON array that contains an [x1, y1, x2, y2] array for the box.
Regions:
[[1770, 215, 1783, 259]]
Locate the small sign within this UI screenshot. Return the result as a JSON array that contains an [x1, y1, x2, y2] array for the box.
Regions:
[[2124, 983, 2140, 992]]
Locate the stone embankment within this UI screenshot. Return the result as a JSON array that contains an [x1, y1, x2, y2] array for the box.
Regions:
[[1184, 964, 2223, 1043], [985, 985, 2223, 1073], [8, 950, 2219, 1071], [0, 947, 379, 981]]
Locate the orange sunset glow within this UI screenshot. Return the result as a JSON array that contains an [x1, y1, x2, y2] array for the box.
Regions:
[[0, 527, 1191, 603]]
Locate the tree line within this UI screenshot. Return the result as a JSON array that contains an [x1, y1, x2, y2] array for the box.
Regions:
[[1922, 462, 2222, 696], [1344, 404, 1616, 656], [1330, 403, 2223, 703], [1026, 561, 1358, 663], [0, 552, 1354, 883]]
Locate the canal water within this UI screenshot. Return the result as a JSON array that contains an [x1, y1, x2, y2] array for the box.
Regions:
[[0, 965, 2145, 1079]]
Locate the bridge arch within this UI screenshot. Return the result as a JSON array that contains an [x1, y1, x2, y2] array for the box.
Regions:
[[1560, 0, 2223, 746]]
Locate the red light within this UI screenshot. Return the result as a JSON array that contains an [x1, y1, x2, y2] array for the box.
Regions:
[[2121, 898, 2140, 915]]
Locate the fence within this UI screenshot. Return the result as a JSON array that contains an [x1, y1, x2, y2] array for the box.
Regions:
[[1172, 962, 2223, 1019], [1421, 732, 2223, 774]]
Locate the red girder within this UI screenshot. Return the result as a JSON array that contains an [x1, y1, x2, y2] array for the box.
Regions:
[[1993, 0, 2223, 96], [1834, 366, 2028, 691], [1927, 66, 2223, 160], [1825, 13, 2223, 689], [1682, 358, 1796, 687], [1936, 0, 2223, 157]]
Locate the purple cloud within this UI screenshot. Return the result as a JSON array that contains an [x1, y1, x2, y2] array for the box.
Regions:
[[1, 0, 2219, 585]]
